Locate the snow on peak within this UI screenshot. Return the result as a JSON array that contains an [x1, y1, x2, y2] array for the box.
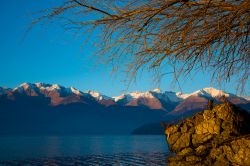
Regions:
[[4, 83, 248, 104], [70, 87, 83, 96], [35, 83, 63, 92], [113, 90, 157, 103], [50, 84, 61, 90], [127, 91, 157, 99], [162, 91, 185, 102], [37, 83, 85, 96], [203, 87, 228, 97], [175, 92, 191, 99], [87, 90, 111, 101], [14, 82, 34, 92], [13, 83, 85, 97], [35, 83, 51, 88], [18, 82, 35, 89], [152, 88, 161, 93], [113, 94, 128, 102], [187, 87, 229, 98], [12, 83, 41, 96], [112, 87, 232, 103], [19, 82, 31, 87]]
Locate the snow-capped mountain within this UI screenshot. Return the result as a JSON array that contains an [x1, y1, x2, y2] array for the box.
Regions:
[[87, 90, 116, 106], [182, 87, 230, 99], [87, 90, 112, 101], [8, 83, 96, 106], [0, 83, 249, 135], [0, 83, 249, 111], [170, 87, 249, 114], [113, 89, 183, 110], [13, 83, 84, 97], [112, 87, 236, 105], [112, 87, 249, 112], [113, 90, 162, 109]]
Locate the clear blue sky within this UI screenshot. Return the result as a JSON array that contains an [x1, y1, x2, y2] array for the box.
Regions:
[[0, 0, 246, 96]]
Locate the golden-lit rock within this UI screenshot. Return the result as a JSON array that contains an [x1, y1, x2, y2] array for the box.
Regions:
[[195, 145, 209, 155], [171, 132, 191, 152], [165, 102, 250, 166], [192, 133, 213, 145], [203, 109, 215, 120], [185, 155, 202, 163], [177, 148, 193, 156], [167, 132, 181, 145], [195, 118, 221, 135]]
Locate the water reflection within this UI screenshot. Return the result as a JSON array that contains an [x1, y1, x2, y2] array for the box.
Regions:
[[0, 152, 168, 166], [0, 135, 169, 165]]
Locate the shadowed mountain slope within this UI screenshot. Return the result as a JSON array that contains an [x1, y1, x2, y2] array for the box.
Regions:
[[0, 83, 249, 135]]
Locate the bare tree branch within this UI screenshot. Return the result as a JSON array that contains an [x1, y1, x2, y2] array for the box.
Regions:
[[35, 0, 250, 94]]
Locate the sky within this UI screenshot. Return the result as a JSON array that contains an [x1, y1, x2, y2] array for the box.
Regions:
[[0, 0, 247, 96]]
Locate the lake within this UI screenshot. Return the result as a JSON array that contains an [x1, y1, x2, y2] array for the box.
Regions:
[[0, 135, 170, 165]]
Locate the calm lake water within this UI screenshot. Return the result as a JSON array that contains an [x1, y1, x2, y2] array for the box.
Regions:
[[0, 135, 170, 165]]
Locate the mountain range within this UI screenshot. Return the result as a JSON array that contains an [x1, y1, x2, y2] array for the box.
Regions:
[[0, 83, 249, 135]]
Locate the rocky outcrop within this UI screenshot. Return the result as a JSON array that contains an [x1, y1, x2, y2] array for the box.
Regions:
[[165, 102, 250, 166]]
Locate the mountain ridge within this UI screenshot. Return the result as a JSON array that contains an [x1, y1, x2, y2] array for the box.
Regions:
[[3, 82, 249, 100], [0, 82, 249, 135], [1, 82, 249, 110]]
